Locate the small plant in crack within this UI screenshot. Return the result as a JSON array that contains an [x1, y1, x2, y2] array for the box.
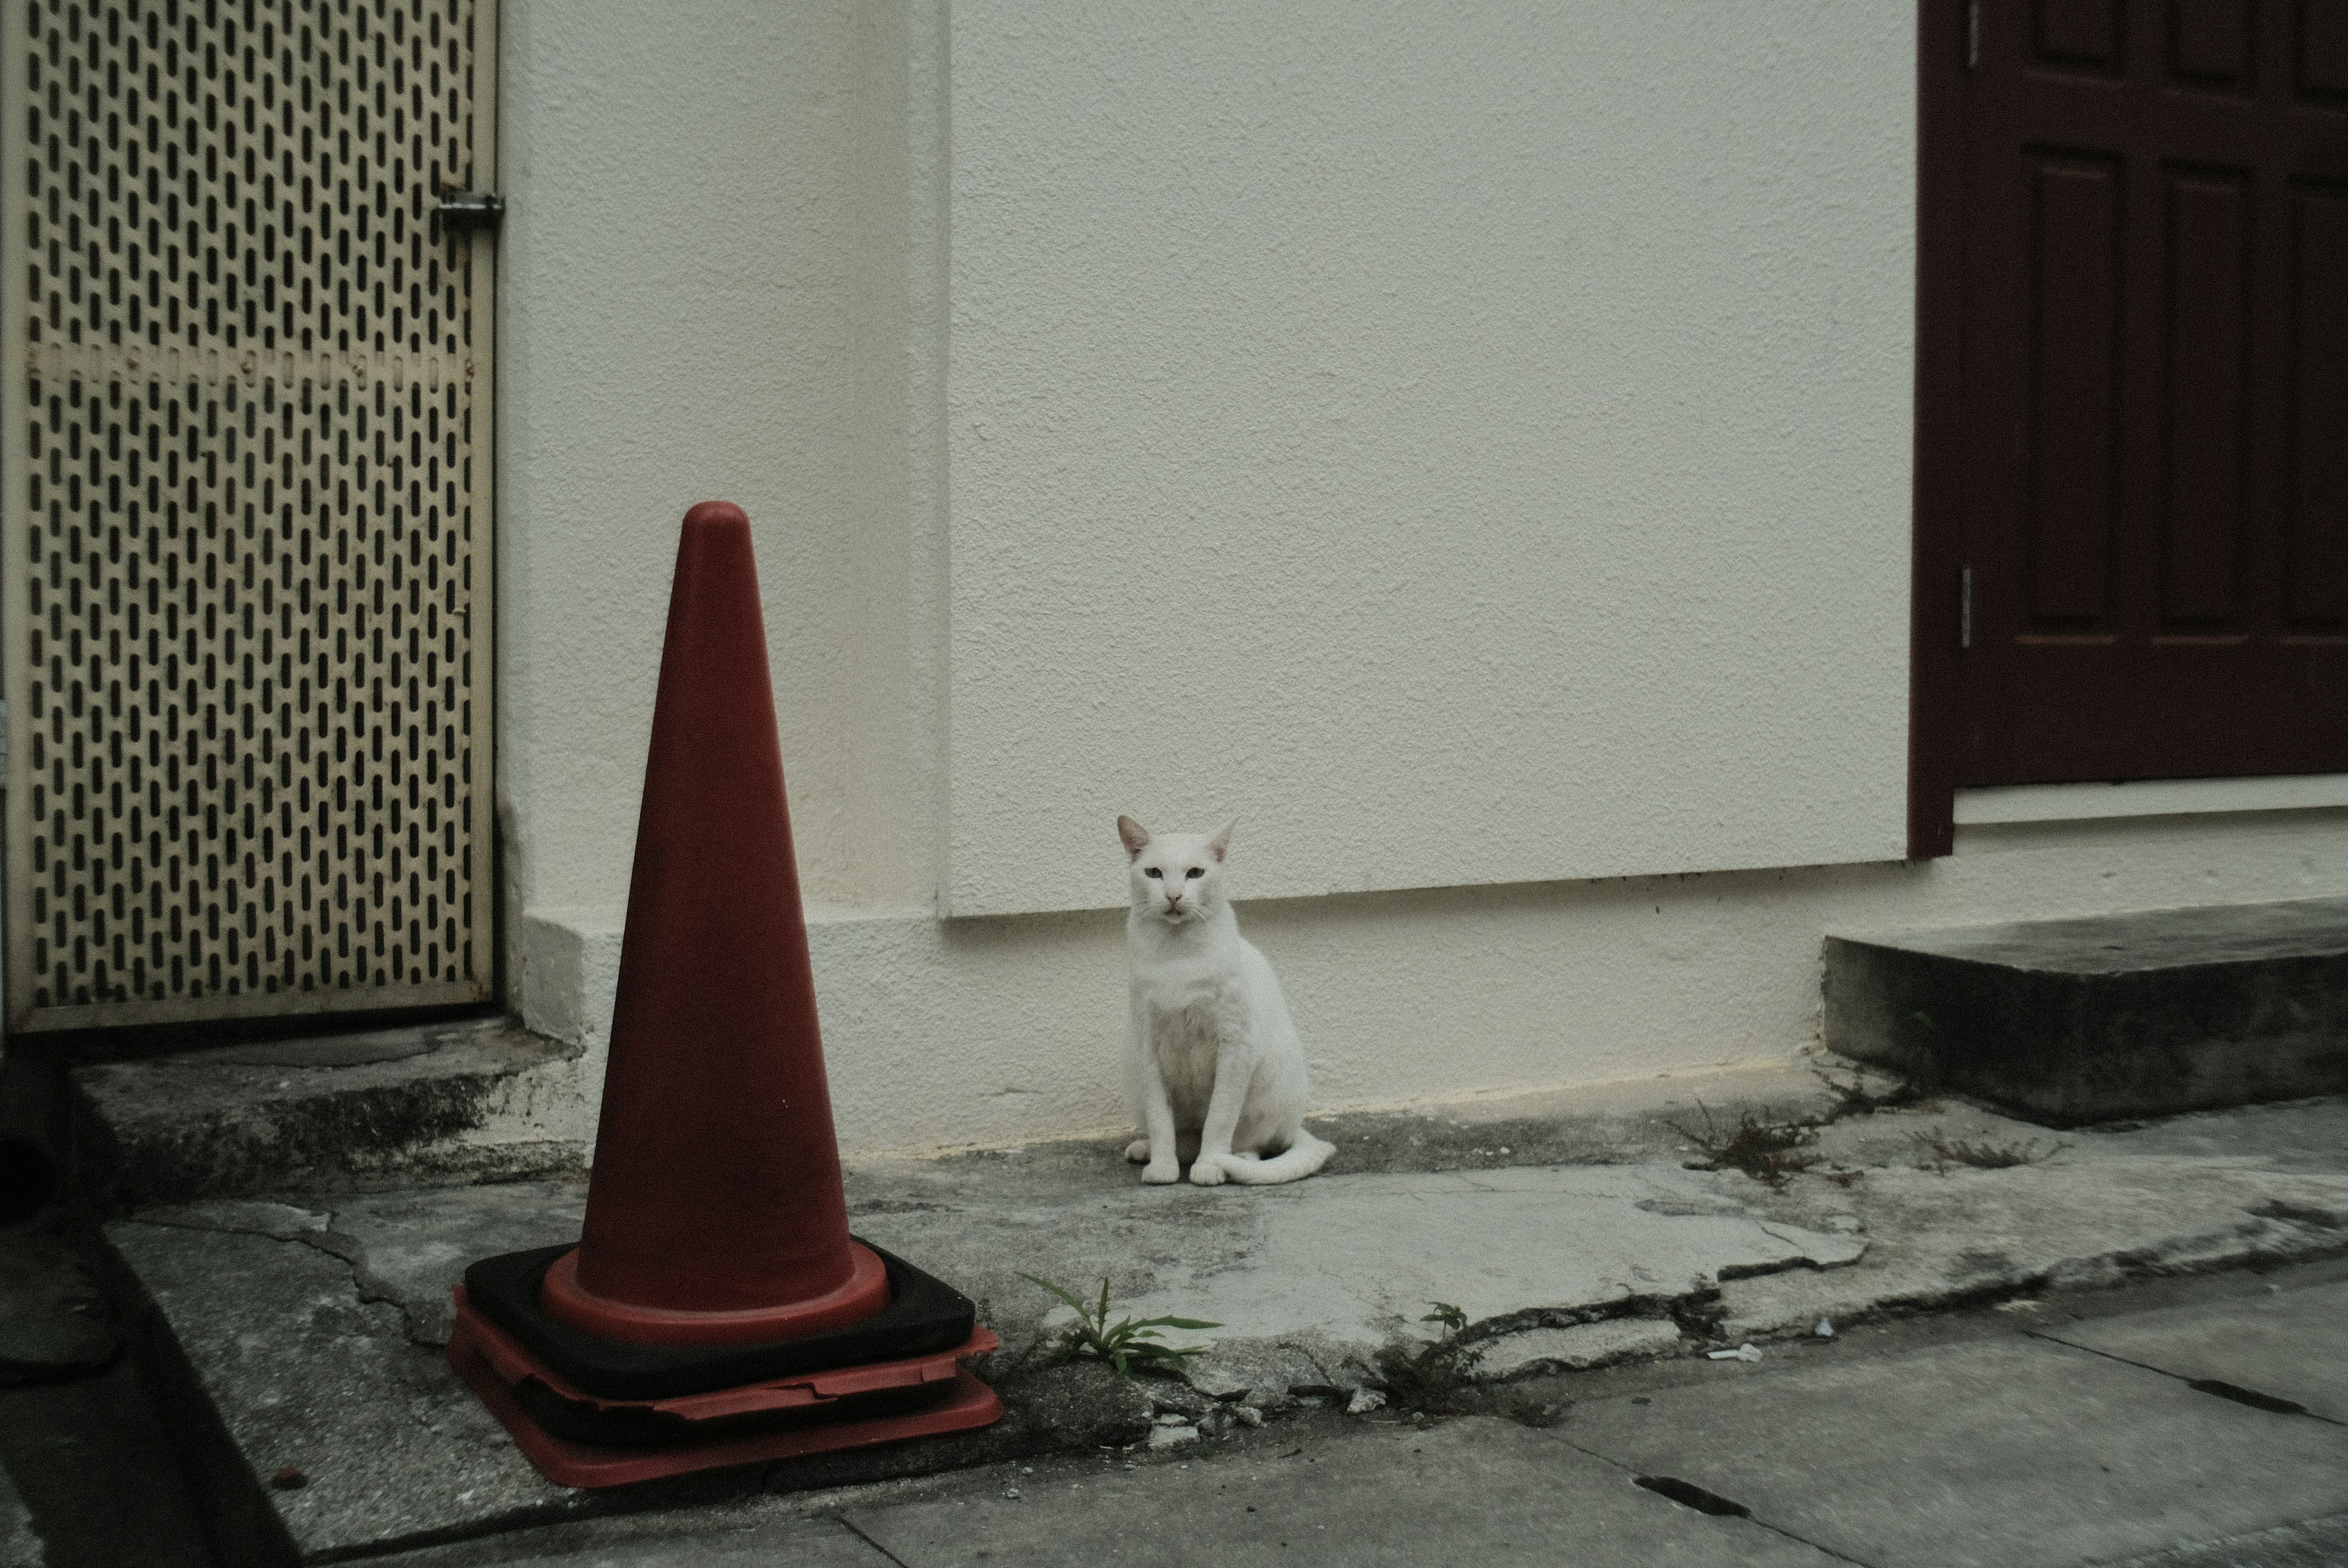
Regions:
[[1420, 1301, 1469, 1338], [1668, 1102, 1820, 1186], [1019, 1274, 1220, 1381], [1356, 1301, 1486, 1416], [1912, 1131, 2068, 1172], [1820, 1068, 1940, 1119]]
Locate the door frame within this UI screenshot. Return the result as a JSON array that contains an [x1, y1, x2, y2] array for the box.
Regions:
[[1908, 0, 2348, 853], [1911, 0, 1969, 858]]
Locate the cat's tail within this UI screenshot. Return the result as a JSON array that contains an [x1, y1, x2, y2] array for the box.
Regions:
[[1216, 1130, 1337, 1186]]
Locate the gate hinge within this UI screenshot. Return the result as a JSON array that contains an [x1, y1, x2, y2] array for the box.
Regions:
[[434, 190, 505, 238], [1965, 0, 1981, 68]]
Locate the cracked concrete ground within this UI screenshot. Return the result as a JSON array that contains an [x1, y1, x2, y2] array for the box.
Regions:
[[88, 1070, 2348, 1563], [314, 1261, 2348, 1568]]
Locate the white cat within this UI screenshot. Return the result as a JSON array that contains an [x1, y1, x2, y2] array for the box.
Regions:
[[1117, 816, 1336, 1187]]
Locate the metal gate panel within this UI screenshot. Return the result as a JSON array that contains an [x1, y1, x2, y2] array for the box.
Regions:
[[2, 0, 497, 1029]]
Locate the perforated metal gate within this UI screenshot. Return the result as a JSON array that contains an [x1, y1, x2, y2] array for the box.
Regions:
[[1, 0, 497, 1029]]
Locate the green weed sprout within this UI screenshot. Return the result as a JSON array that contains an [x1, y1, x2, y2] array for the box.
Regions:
[[1420, 1301, 1469, 1336], [1020, 1274, 1220, 1381]]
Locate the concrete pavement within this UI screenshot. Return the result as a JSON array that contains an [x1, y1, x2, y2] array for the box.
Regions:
[[347, 1260, 2348, 1568], [62, 1070, 2348, 1564]]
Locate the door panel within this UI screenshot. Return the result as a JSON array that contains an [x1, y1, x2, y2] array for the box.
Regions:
[[2, 0, 498, 1029], [2025, 154, 2125, 627], [1946, 0, 2348, 789], [2038, 0, 2126, 71], [2170, 0, 2252, 87], [2287, 182, 2348, 622], [2302, 2, 2348, 95], [2158, 167, 2250, 626]]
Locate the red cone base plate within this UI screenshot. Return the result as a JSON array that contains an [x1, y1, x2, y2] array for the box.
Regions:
[[446, 1289, 1004, 1488]]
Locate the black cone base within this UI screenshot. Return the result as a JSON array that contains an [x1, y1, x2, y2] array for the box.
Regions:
[[463, 1238, 978, 1402]]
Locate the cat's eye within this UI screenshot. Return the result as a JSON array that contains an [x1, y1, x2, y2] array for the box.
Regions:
[[1186, 867, 1205, 879], [1144, 867, 1162, 878]]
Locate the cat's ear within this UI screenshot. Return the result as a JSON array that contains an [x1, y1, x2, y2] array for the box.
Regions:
[[1117, 815, 1151, 859], [1207, 821, 1234, 863]]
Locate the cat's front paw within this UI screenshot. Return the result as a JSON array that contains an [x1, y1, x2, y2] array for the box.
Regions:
[[1187, 1157, 1229, 1187], [1124, 1139, 1152, 1165], [1140, 1160, 1181, 1185]]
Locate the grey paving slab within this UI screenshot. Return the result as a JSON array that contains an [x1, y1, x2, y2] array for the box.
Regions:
[[1563, 1335, 2348, 1568], [2081, 1097, 2348, 1172], [2038, 1279, 2348, 1424], [1106, 1164, 1863, 1348], [840, 1157, 1869, 1389], [372, 1514, 892, 1567], [844, 1416, 1847, 1568], [101, 1091, 2348, 1407], [106, 1215, 583, 1561], [90, 1092, 2348, 1561], [2101, 1514, 2348, 1568], [125, 1185, 591, 1350], [121, 1161, 1874, 1408], [321, 1183, 591, 1346], [1716, 1143, 2348, 1342]]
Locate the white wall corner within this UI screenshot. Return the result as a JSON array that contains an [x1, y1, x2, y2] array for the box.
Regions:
[[517, 906, 627, 1055], [513, 906, 627, 1150]]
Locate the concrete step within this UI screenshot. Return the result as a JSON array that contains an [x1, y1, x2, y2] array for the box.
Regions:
[[1822, 896, 2348, 1125], [72, 1016, 589, 1212]]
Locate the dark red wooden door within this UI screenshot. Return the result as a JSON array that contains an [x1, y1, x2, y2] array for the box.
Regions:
[[1945, 0, 2348, 788]]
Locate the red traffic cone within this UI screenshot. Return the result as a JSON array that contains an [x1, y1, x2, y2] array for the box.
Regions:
[[447, 502, 1000, 1487], [541, 498, 886, 1342]]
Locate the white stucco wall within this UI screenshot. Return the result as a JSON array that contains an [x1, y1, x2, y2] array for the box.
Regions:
[[493, 5, 2348, 1160], [517, 810, 2348, 1156], [497, 1, 1917, 935], [497, 0, 939, 932], [946, 2, 1919, 915]]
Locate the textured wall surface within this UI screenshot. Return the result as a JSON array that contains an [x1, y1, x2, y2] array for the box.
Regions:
[[497, 0, 937, 934], [523, 811, 2348, 1155], [492, 6, 2348, 1159], [946, 2, 1919, 915]]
